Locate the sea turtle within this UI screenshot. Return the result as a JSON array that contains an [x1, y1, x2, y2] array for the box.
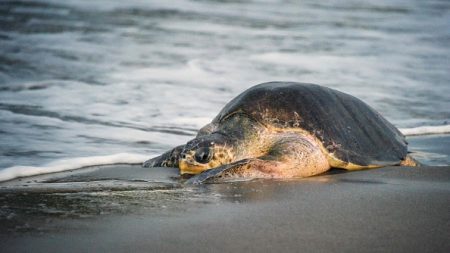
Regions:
[[144, 82, 417, 183]]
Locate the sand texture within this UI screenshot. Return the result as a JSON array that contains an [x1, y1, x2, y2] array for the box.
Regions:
[[0, 165, 449, 253]]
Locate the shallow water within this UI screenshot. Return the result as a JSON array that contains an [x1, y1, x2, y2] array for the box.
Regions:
[[0, 0, 449, 175]]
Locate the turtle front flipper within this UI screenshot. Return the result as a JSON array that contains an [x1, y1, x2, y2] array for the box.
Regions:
[[186, 135, 330, 184], [185, 159, 256, 184], [143, 145, 184, 168]]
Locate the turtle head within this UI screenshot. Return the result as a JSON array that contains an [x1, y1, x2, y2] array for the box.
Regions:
[[179, 133, 235, 175]]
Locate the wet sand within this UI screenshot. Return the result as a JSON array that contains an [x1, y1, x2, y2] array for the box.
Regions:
[[0, 163, 449, 253]]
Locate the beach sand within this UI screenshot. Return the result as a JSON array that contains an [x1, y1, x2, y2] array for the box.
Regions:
[[0, 162, 449, 253]]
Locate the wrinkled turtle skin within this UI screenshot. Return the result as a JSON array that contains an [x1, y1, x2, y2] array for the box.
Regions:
[[144, 82, 417, 184]]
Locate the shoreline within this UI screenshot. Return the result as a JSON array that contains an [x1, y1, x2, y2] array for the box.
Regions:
[[1, 133, 449, 183]]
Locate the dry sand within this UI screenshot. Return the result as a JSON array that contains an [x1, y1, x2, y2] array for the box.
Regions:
[[0, 164, 449, 253]]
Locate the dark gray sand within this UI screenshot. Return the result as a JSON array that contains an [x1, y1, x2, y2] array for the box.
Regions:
[[0, 163, 449, 253]]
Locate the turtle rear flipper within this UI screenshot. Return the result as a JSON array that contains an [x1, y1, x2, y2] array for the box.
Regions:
[[186, 136, 330, 184], [400, 154, 421, 167]]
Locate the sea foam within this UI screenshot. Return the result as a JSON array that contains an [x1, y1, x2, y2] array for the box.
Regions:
[[0, 153, 150, 182], [400, 124, 450, 136]]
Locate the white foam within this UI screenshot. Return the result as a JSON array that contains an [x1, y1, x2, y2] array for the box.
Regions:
[[400, 125, 450, 136], [0, 153, 150, 182]]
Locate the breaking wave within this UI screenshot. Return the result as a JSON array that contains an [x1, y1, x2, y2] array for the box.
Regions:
[[0, 153, 149, 182], [400, 124, 450, 136]]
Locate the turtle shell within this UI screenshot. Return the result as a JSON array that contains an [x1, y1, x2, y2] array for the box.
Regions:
[[213, 82, 407, 168]]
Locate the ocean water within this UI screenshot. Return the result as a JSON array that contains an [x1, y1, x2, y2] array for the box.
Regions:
[[0, 0, 449, 180]]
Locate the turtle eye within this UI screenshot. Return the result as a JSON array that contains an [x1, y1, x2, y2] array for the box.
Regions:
[[194, 147, 213, 164]]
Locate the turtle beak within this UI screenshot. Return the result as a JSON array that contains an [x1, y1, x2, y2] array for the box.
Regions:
[[179, 160, 207, 175]]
